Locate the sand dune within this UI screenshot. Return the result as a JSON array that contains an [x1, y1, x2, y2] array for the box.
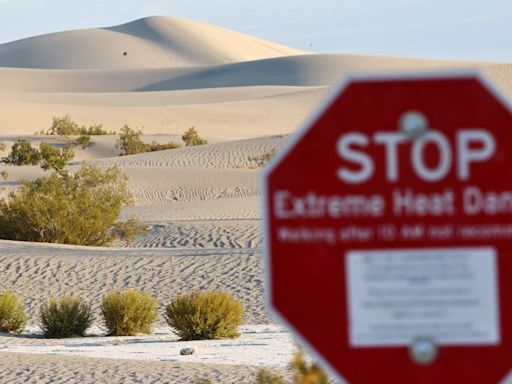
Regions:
[[0, 240, 268, 325], [0, 16, 305, 70], [133, 53, 485, 91], [100, 136, 286, 168], [0, 54, 503, 93], [120, 198, 261, 222], [1, 53, 512, 137], [117, 220, 262, 248], [123, 167, 260, 204], [0, 88, 327, 137]]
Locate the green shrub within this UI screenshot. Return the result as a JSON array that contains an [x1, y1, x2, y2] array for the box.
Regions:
[[111, 217, 147, 243], [0, 164, 145, 245], [39, 142, 75, 172], [39, 296, 93, 338], [116, 125, 148, 155], [148, 141, 182, 151], [101, 289, 158, 336], [39, 115, 113, 136], [1, 141, 75, 170], [45, 115, 80, 135], [291, 350, 329, 384], [2, 140, 41, 165], [182, 127, 207, 146], [75, 134, 92, 148], [0, 291, 27, 333], [164, 290, 243, 340], [86, 124, 113, 136], [116, 125, 182, 155]]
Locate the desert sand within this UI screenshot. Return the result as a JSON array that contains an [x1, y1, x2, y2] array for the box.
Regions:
[[1, 15, 512, 383], [0, 352, 275, 383]]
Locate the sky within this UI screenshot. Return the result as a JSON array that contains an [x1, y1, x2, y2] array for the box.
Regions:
[[0, 0, 511, 62]]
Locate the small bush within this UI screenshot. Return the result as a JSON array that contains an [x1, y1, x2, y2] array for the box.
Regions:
[[75, 134, 92, 148], [0, 171, 8, 180], [111, 217, 147, 244], [101, 289, 158, 336], [40, 115, 113, 136], [2, 141, 75, 171], [86, 124, 113, 136], [116, 125, 148, 155], [117, 125, 182, 155], [0, 164, 145, 245], [0, 291, 27, 333], [2, 140, 41, 165], [182, 127, 207, 146], [0, 142, 5, 152], [39, 142, 75, 172], [148, 141, 182, 151], [291, 350, 329, 384], [45, 115, 80, 135], [39, 296, 93, 338], [164, 290, 243, 340]]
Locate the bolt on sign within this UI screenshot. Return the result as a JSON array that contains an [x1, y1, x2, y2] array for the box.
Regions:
[[263, 72, 512, 383]]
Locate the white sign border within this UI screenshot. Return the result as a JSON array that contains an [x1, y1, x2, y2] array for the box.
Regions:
[[261, 68, 512, 384]]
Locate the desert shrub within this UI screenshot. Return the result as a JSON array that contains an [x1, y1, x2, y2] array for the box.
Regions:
[[256, 370, 286, 384], [0, 164, 145, 245], [248, 149, 278, 168], [0, 291, 27, 333], [0, 142, 5, 151], [116, 125, 148, 155], [40, 115, 113, 136], [86, 124, 113, 135], [1, 141, 75, 170], [252, 350, 329, 384], [39, 296, 93, 338], [110, 217, 147, 244], [39, 142, 75, 172], [75, 134, 92, 148], [148, 141, 182, 151], [116, 125, 182, 155], [0, 171, 8, 180], [164, 290, 243, 340], [2, 140, 41, 165], [45, 115, 81, 135], [101, 289, 158, 336], [182, 127, 207, 146], [291, 350, 329, 384]]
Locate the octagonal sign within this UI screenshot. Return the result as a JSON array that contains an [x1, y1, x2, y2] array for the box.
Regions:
[[263, 72, 512, 383]]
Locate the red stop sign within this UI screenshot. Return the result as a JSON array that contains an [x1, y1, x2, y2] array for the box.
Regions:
[[263, 72, 512, 383]]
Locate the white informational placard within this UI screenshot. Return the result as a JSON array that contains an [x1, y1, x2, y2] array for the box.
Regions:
[[346, 247, 500, 347]]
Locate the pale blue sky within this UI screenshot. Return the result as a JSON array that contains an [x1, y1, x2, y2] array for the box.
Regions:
[[0, 0, 511, 62]]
